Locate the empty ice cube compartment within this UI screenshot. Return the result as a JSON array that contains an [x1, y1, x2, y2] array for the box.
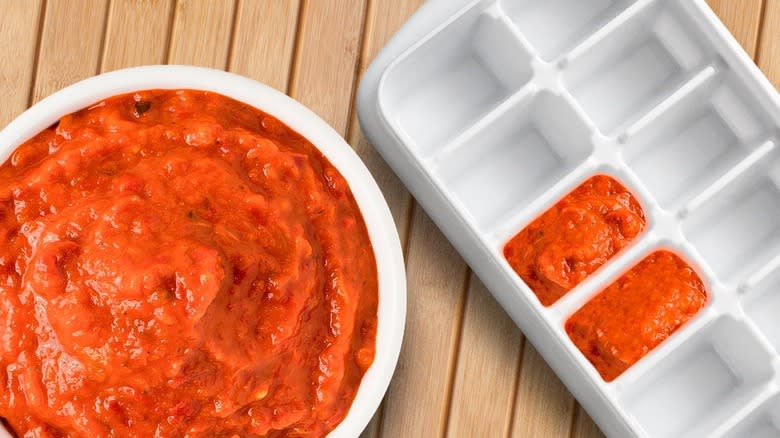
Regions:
[[502, 174, 645, 306], [622, 318, 774, 438], [563, 0, 712, 135], [624, 76, 770, 211], [435, 91, 593, 229], [727, 418, 780, 438], [378, 6, 533, 155], [743, 268, 780, 354], [724, 396, 780, 438], [683, 162, 780, 286], [500, 0, 637, 61]]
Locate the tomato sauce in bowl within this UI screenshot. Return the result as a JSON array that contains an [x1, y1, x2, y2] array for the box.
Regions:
[[0, 90, 379, 437]]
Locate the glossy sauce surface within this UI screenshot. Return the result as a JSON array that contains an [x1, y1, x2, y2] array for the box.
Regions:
[[0, 90, 378, 437], [503, 175, 646, 306], [566, 250, 707, 381]]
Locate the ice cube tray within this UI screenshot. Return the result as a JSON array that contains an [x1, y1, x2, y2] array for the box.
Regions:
[[356, 0, 780, 436]]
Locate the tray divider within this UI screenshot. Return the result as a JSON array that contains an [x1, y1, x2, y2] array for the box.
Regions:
[[706, 367, 780, 438], [483, 158, 598, 247], [427, 84, 538, 165], [743, 248, 780, 294], [557, 87, 600, 135], [615, 312, 775, 437], [621, 63, 720, 142], [563, 0, 660, 67], [493, 5, 539, 60], [610, 304, 720, 393], [681, 138, 777, 217], [548, 230, 659, 323]]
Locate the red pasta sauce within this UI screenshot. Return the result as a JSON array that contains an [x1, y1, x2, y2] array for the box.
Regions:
[[0, 90, 378, 437]]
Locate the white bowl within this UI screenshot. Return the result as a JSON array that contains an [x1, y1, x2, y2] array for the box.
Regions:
[[0, 65, 406, 438]]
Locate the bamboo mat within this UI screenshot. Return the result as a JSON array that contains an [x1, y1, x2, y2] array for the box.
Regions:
[[0, 0, 777, 436]]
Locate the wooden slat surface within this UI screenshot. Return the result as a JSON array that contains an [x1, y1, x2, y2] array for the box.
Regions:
[[348, 2, 427, 436], [572, 405, 607, 438], [32, 0, 109, 103], [447, 277, 523, 437], [511, 342, 576, 437], [289, 0, 367, 135], [228, 0, 301, 91], [167, 0, 236, 68], [348, 0, 423, 246], [758, 0, 780, 87], [1, 1, 777, 437], [0, 0, 43, 126], [380, 208, 470, 437], [707, 0, 765, 57], [101, 0, 174, 71]]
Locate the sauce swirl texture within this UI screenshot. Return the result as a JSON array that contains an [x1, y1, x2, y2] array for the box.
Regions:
[[0, 90, 378, 437]]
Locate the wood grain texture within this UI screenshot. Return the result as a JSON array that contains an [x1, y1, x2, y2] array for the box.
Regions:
[[289, 0, 367, 136], [706, 0, 764, 57], [446, 277, 524, 438], [167, 0, 236, 68], [757, 0, 780, 88], [348, 0, 425, 245], [572, 404, 606, 438], [511, 342, 576, 437], [352, 2, 426, 437], [32, 0, 109, 103], [379, 207, 469, 438], [0, 0, 43, 126], [228, 0, 300, 92], [101, 0, 174, 71]]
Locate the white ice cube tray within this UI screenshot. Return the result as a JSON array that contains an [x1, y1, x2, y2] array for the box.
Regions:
[[357, 0, 780, 436]]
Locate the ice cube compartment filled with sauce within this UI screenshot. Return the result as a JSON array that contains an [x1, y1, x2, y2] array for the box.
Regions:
[[566, 250, 707, 382], [503, 174, 647, 306], [357, 0, 780, 436]]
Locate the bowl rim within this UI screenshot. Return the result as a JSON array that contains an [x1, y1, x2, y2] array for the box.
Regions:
[[0, 65, 406, 438]]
